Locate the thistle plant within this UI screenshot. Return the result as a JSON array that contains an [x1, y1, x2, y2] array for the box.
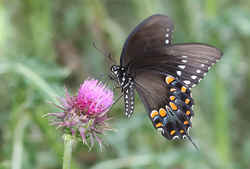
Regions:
[[45, 78, 114, 168]]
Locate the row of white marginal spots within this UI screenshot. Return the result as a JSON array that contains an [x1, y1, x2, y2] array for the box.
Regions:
[[164, 28, 205, 86], [165, 28, 171, 45], [177, 55, 213, 87], [164, 27, 219, 87]]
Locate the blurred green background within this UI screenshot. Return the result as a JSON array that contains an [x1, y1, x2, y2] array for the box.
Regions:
[[1, 0, 250, 169]]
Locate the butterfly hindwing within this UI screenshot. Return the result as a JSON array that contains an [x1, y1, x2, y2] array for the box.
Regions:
[[128, 43, 222, 88], [135, 71, 194, 139], [164, 43, 223, 87]]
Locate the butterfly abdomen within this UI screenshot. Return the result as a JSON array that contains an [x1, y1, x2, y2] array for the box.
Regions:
[[111, 65, 135, 117]]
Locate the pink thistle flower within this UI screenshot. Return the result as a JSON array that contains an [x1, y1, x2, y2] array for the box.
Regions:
[[45, 78, 114, 150], [76, 79, 113, 116]]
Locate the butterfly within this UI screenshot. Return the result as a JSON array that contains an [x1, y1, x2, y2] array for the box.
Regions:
[[110, 14, 222, 147]]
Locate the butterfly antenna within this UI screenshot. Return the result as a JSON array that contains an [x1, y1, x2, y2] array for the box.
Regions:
[[186, 134, 199, 151], [107, 52, 116, 66], [93, 42, 107, 56], [92, 42, 116, 65]]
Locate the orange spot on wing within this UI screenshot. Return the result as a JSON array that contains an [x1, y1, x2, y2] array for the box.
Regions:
[[170, 130, 176, 135], [185, 98, 190, 104], [155, 122, 163, 128], [170, 96, 176, 101], [165, 76, 175, 84], [150, 110, 159, 118], [186, 110, 191, 116], [159, 108, 167, 117], [180, 129, 185, 134], [184, 121, 189, 125], [169, 102, 177, 111], [181, 86, 187, 93]]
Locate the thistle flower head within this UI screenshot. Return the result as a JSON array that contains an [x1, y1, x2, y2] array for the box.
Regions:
[[46, 78, 114, 150], [76, 79, 113, 116]]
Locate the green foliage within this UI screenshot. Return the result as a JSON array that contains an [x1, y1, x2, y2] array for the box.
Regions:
[[1, 0, 250, 168]]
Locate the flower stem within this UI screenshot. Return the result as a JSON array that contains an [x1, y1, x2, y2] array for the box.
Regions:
[[11, 115, 29, 169], [63, 134, 74, 169]]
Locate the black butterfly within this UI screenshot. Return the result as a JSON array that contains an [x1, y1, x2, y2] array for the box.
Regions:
[[110, 14, 222, 147]]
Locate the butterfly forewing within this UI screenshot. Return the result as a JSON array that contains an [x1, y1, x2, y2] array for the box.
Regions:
[[120, 14, 174, 67]]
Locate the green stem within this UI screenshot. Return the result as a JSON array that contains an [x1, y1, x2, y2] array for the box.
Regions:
[[214, 75, 231, 166], [11, 115, 29, 169], [62, 134, 75, 169]]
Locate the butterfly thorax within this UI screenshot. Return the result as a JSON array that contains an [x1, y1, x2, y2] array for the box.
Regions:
[[111, 65, 135, 117], [110, 65, 133, 90]]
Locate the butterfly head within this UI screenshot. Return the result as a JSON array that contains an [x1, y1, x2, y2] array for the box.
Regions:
[[110, 65, 122, 82], [110, 65, 133, 88], [110, 65, 128, 81], [110, 65, 121, 75]]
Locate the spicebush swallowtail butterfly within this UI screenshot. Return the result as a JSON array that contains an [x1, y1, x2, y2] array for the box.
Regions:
[[110, 14, 222, 148]]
